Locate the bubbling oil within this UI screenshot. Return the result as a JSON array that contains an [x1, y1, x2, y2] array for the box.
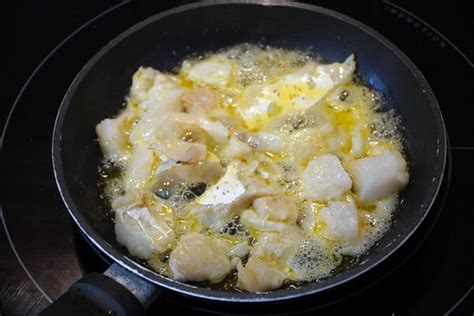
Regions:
[[99, 43, 406, 291]]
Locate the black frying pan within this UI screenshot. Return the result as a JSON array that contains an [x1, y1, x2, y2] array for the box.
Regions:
[[48, 1, 446, 314]]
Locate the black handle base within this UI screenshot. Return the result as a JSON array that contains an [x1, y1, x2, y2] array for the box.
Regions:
[[40, 273, 146, 316]]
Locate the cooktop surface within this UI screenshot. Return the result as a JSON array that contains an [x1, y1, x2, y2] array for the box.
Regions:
[[2, 0, 473, 314]]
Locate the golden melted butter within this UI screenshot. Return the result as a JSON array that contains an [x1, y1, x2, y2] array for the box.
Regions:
[[177, 73, 196, 89], [100, 44, 407, 290]]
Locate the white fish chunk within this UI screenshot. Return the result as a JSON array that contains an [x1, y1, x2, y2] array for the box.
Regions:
[[183, 57, 233, 88], [131, 68, 184, 113], [350, 128, 364, 156], [237, 131, 286, 153], [229, 242, 251, 259], [169, 233, 232, 283], [165, 112, 229, 143], [130, 67, 159, 103], [115, 204, 175, 259], [191, 204, 233, 231], [250, 232, 298, 259], [128, 92, 183, 148], [237, 232, 297, 292], [124, 143, 156, 191], [155, 161, 223, 186], [95, 116, 128, 162], [240, 177, 281, 204], [237, 257, 286, 292], [302, 154, 352, 201], [232, 160, 259, 176], [221, 135, 252, 160], [319, 201, 358, 241], [152, 139, 206, 163], [240, 209, 289, 232], [182, 87, 221, 114], [253, 195, 298, 223], [129, 119, 157, 147], [349, 151, 409, 203], [140, 87, 184, 116], [223, 177, 282, 213]]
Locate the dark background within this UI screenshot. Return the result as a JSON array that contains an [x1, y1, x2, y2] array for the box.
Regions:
[[4, 0, 472, 128], [2, 0, 472, 314]]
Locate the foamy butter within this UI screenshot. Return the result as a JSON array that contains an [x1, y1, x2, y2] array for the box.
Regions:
[[97, 44, 408, 291]]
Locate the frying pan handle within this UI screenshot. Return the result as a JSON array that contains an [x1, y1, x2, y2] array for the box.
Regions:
[[103, 263, 162, 308], [40, 263, 162, 315]]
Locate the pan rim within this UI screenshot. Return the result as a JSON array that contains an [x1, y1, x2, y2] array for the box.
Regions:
[[52, 0, 447, 303]]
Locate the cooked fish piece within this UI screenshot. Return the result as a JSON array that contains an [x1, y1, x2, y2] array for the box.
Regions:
[[250, 231, 298, 258], [123, 143, 156, 192], [240, 209, 289, 232], [194, 167, 282, 231], [182, 57, 233, 88], [115, 204, 175, 259], [182, 87, 221, 114], [155, 161, 223, 188], [152, 139, 207, 163], [302, 154, 352, 201], [96, 112, 135, 162], [132, 68, 185, 113], [165, 112, 229, 143], [169, 233, 232, 283], [237, 257, 286, 292], [349, 151, 408, 203], [191, 204, 234, 231], [221, 135, 252, 160], [129, 67, 159, 103], [239, 177, 281, 204], [350, 127, 364, 156], [229, 242, 251, 258], [253, 195, 298, 223], [236, 131, 286, 153], [319, 201, 359, 241], [237, 232, 297, 291]]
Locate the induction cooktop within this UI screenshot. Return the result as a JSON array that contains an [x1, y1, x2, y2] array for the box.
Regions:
[[2, 1, 473, 314]]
